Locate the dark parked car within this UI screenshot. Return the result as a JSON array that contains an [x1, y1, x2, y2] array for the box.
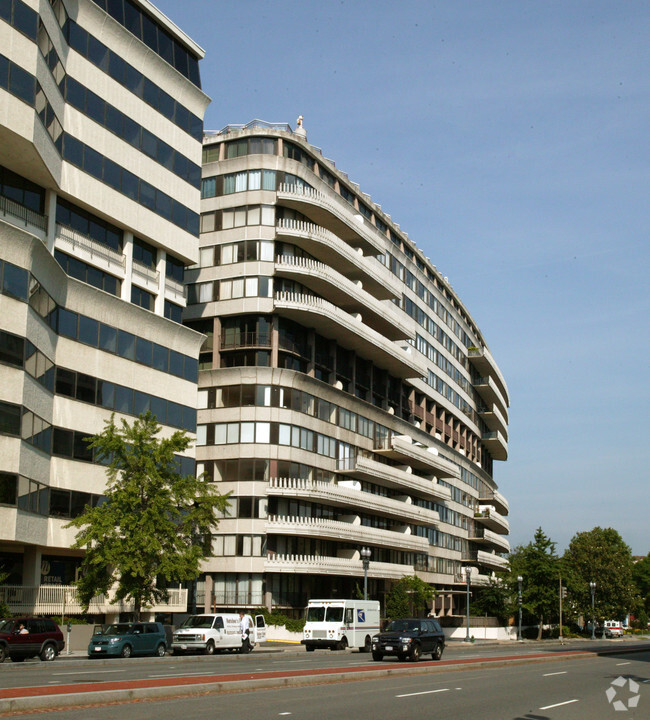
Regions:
[[88, 621, 168, 658], [0, 618, 65, 663], [372, 618, 445, 662]]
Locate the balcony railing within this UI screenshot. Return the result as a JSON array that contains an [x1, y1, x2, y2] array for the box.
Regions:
[[56, 223, 125, 270], [220, 331, 272, 349], [132, 259, 160, 284], [265, 553, 415, 580], [0, 585, 188, 615], [0, 195, 48, 233]]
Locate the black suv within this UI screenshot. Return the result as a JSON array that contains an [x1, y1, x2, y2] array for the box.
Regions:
[[372, 618, 445, 662], [0, 618, 65, 663]]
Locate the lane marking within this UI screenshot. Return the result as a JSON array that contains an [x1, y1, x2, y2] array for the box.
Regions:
[[540, 699, 579, 710], [279, 714, 292, 717], [397, 689, 449, 698], [544, 671, 568, 676], [52, 670, 128, 676], [616, 662, 631, 666]]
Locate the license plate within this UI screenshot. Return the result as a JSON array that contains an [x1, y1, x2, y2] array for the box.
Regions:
[[94, 646, 101, 651], [181, 644, 187, 650], [385, 645, 393, 651]]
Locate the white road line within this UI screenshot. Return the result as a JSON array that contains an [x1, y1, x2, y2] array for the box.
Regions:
[[543, 671, 568, 676], [279, 714, 292, 717], [616, 662, 631, 666], [540, 699, 579, 710], [52, 670, 128, 676], [396, 689, 449, 698]]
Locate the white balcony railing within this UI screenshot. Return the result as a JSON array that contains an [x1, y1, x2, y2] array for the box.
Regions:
[[55, 223, 125, 270], [0, 195, 48, 234], [265, 553, 415, 580], [132, 259, 160, 284], [0, 585, 188, 616]]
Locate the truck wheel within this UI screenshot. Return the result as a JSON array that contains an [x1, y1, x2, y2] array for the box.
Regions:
[[204, 640, 215, 655], [361, 636, 371, 653], [306, 645, 315, 652], [336, 637, 348, 651]]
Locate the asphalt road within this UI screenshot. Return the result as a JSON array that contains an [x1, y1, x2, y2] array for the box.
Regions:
[[2, 645, 649, 720]]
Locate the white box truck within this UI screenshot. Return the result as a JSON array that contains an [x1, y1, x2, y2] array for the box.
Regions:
[[302, 599, 380, 652]]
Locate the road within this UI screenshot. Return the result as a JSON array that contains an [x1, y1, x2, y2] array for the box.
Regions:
[[1, 644, 649, 719]]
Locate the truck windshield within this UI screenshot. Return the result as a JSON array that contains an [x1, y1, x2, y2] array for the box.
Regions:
[[307, 607, 325, 622], [326, 608, 343, 622], [181, 616, 215, 629]]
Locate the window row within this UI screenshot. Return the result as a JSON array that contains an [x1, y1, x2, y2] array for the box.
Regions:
[[62, 76, 200, 187], [0, 330, 55, 392], [200, 204, 275, 233], [60, 132, 199, 235], [90, 0, 201, 86], [0, 163, 44, 214], [55, 250, 121, 297], [416, 333, 471, 396], [406, 296, 469, 369], [64, 19, 202, 138], [0, 472, 104, 517], [0, 0, 37, 41], [212, 535, 265, 557], [197, 239, 275, 268], [187, 276, 272, 305]]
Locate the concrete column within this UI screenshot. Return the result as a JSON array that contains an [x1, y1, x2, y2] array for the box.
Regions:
[[270, 316, 279, 368], [121, 232, 133, 303], [212, 317, 221, 369], [204, 574, 214, 613], [44, 189, 57, 254], [264, 589, 273, 613], [22, 547, 43, 586]]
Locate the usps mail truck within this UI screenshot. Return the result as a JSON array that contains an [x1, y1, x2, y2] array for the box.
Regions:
[[302, 599, 380, 652]]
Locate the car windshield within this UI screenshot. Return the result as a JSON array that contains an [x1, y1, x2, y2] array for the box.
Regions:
[[386, 620, 420, 632], [101, 623, 132, 636], [0, 620, 14, 632], [180, 616, 214, 629]]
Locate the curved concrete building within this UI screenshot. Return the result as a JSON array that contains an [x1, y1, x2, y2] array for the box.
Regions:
[[187, 120, 510, 616]]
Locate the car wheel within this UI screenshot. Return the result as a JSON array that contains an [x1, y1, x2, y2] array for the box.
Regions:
[[410, 644, 421, 662], [155, 643, 166, 658], [306, 645, 315, 652], [0, 646, 6, 663], [40, 644, 57, 662], [432, 643, 443, 661], [204, 640, 215, 656], [372, 651, 383, 661], [361, 635, 372, 653], [121, 644, 132, 659], [336, 637, 348, 651]]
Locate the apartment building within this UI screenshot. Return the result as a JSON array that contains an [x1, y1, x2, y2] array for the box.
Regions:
[[0, 0, 208, 619], [187, 119, 511, 616]]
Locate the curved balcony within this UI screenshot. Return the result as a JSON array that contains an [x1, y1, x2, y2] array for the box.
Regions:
[[473, 375, 508, 417], [275, 255, 412, 340], [265, 553, 415, 580], [474, 508, 509, 535], [277, 184, 385, 255], [276, 219, 400, 300], [462, 550, 509, 572], [482, 429, 508, 461], [468, 346, 509, 408], [336, 454, 451, 502], [273, 291, 427, 379], [265, 515, 431, 553], [267, 477, 439, 526], [374, 435, 461, 478], [478, 489, 509, 516], [468, 527, 511, 553], [478, 401, 509, 437]]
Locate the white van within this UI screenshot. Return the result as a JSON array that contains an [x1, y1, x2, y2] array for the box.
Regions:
[[603, 620, 623, 638], [302, 599, 380, 652], [171, 613, 266, 655]]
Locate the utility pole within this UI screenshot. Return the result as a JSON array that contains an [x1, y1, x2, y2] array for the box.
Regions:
[[559, 576, 564, 645]]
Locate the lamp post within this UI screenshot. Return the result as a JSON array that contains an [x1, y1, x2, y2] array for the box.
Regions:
[[589, 581, 596, 640], [361, 547, 371, 601], [464, 567, 472, 642], [517, 575, 523, 641]]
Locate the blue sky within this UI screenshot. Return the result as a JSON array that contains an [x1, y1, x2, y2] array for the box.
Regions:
[[154, 0, 649, 555]]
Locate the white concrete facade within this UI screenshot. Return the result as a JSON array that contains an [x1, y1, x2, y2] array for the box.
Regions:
[[189, 120, 511, 616], [0, 0, 207, 617]]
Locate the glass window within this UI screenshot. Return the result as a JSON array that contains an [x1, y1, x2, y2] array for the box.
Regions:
[[55, 368, 75, 397], [0, 331, 24, 367], [97, 380, 115, 409], [135, 338, 153, 366], [114, 385, 133, 414], [99, 323, 117, 353], [117, 330, 135, 360], [78, 315, 98, 346], [152, 344, 169, 372], [76, 373, 96, 403], [0, 401, 21, 435], [169, 350, 183, 377], [58, 308, 78, 339], [52, 427, 73, 457], [2, 262, 28, 300]]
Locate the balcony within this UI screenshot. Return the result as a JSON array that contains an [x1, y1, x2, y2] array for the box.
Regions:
[[0, 195, 47, 236], [462, 550, 509, 572], [474, 508, 509, 535], [274, 255, 412, 340], [477, 401, 509, 436], [467, 346, 509, 408], [478, 489, 509, 516], [265, 553, 416, 580], [132, 259, 160, 292], [265, 515, 431, 553], [482, 430, 508, 461], [0, 585, 188, 616], [274, 291, 427, 379], [472, 375, 508, 417], [55, 223, 125, 274], [267, 477, 439, 526], [276, 219, 400, 300], [468, 527, 511, 553], [374, 435, 461, 478], [336, 454, 451, 502], [164, 275, 186, 304], [277, 184, 385, 255]]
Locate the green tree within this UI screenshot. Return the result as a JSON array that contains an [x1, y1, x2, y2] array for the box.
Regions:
[[385, 575, 434, 619], [509, 527, 560, 639], [66, 413, 229, 619], [470, 575, 512, 625], [0, 570, 9, 618], [632, 554, 650, 615], [563, 527, 639, 624]]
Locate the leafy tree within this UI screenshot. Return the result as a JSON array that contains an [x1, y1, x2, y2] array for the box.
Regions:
[[563, 527, 639, 624], [632, 554, 650, 615], [385, 575, 434, 619], [509, 527, 560, 639], [66, 413, 229, 619], [0, 570, 9, 618], [470, 575, 512, 625]]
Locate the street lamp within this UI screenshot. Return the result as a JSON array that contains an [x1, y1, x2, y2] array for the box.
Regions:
[[517, 575, 523, 641], [589, 581, 596, 640], [464, 567, 472, 642], [361, 547, 371, 601]]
